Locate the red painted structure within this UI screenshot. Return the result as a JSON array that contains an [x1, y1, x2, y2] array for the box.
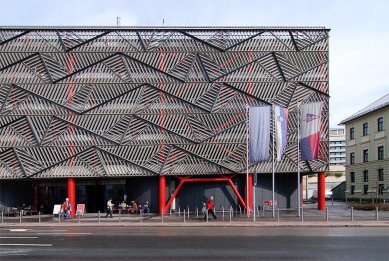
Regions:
[[161, 175, 246, 214], [67, 178, 76, 217], [317, 172, 325, 210], [159, 176, 166, 214], [248, 174, 253, 210]]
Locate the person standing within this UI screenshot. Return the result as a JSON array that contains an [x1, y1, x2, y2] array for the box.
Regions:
[[105, 198, 113, 218], [203, 196, 217, 221]]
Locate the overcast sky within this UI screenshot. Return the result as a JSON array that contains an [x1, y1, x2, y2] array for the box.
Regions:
[[1, 0, 388, 127]]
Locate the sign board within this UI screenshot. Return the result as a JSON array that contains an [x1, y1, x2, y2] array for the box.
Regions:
[[53, 204, 61, 215], [263, 200, 278, 211], [76, 204, 85, 215]]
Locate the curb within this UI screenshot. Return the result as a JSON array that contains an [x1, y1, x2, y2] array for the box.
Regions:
[[1, 221, 389, 228]]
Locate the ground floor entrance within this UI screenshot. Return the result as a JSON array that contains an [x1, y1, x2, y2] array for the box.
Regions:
[[0, 173, 327, 215]]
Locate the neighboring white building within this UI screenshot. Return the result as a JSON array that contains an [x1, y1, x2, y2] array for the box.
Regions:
[[329, 128, 346, 173]]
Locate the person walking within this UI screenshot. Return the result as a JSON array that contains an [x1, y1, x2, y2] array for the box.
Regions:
[[105, 198, 113, 218], [203, 196, 217, 221]]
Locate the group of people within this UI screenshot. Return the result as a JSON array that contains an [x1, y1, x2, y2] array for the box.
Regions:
[[105, 199, 149, 218], [60, 195, 217, 221]]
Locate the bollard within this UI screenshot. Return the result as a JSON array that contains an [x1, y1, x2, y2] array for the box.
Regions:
[[140, 209, 143, 223], [206, 209, 208, 222], [19, 211, 22, 223], [331, 198, 334, 206], [169, 208, 172, 216], [376, 207, 379, 221], [247, 207, 250, 218], [239, 205, 242, 216], [359, 198, 361, 204], [38, 211, 41, 223], [196, 207, 198, 218], [1, 212, 3, 223], [301, 207, 304, 222], [161, 209, 164, 223], [277, 208, 280, 222], [98, 211, 100, 223], [222, 207, 225, 221], [187, 206, 190, 220], [183, 209, 186, 223], [178, 207, 181, 216], [78, 211, 81, 223], [384, 199, 386, 204], [326, 207, 329, 222], [229, 208, 232, 222], [351, 207, 354, 221], [257, 206, 259, 218], [118, 210, 121, 222], [58, 212, 61, 223]]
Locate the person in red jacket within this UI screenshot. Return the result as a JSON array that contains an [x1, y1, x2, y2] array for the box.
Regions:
[[203, 196, 217, 221]]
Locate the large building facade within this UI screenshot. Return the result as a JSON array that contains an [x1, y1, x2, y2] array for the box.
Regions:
[[0, 26, 329, 214], [341, 94, 389, 201]]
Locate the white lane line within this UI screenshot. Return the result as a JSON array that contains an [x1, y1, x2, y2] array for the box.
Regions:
[[0, 237, 38, 239], [31, 229, 67, 232], [0, 244, 52, 247], [8, 229, 29, 232], [36, 232, 92, 235]]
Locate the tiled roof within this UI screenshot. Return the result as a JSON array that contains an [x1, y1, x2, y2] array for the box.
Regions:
[[340, 93, 389, 124]]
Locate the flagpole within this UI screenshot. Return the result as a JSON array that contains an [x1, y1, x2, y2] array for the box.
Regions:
[[272, 105, 275, 218], [246, 105, 249, 216], [297, 102, 301, 217]]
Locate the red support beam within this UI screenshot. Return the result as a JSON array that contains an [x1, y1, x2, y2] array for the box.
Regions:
[[248, 173, 253, 209], [227, 179, 246, 209], [318, 172, 326, 210], [67, 178, 76, 217], [163, 178, 185, 213], [163, 176, 247, 212], [159, 175, 166, 215]]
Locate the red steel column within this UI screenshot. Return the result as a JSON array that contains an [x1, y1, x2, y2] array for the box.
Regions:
[[318, 172, 325, 210], [248, 173, 253, 210], [67, 178, 76, 217], [159, 175, 166, 215]]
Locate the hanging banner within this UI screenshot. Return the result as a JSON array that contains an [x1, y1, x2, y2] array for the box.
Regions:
[[274, 106, 288, 161], [249, 106, 271, 163]]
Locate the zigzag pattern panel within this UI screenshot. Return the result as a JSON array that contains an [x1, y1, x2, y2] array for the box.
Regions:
[[0, 27, 329, 179]]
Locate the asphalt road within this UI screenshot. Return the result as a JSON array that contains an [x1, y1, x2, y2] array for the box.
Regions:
[[1, 226, 388, 260]]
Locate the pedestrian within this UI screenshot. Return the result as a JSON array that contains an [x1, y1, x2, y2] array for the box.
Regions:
[[105, 198, 113, 218], [142, 201, 149, 215], [203, 196, 217, 221], [61, 198, 71, 219]]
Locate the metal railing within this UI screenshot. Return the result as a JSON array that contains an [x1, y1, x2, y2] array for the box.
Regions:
[[1, 205, 388, 224]]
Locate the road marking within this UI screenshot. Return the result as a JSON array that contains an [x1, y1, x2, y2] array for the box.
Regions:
[[0, 244, 52, 247], [36, 232, 92, 235], [8, 229, 29, 232], [32, 230, 67, 232], [0, 237, 38, 239]]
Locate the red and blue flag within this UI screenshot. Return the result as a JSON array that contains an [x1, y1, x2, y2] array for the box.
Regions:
[[300, 102, 323, 161]]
